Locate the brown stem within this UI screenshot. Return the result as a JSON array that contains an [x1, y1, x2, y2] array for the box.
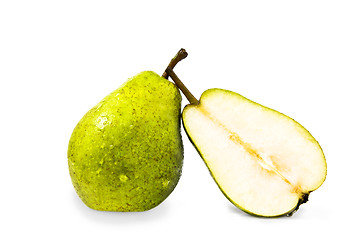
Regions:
[[166, 67, 199, 105], [162, 48, 188, 79]]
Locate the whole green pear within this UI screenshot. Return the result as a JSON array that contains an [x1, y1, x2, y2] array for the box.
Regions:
[[68, 71, 183, 211]]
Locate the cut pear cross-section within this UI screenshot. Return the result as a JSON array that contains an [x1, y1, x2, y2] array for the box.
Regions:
[[182, 88, 327, 217]]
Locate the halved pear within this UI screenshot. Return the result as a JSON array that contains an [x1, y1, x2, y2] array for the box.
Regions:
[[166, 68, 327, 217]]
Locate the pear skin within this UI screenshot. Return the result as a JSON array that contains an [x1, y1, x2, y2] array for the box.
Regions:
[[68, 71, 183, 211]]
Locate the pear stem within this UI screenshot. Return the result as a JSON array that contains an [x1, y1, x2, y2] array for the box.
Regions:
[[166, 67, 200, 105], [162, 48, 188, 79]]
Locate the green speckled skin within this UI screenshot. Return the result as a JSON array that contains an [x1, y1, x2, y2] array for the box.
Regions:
[[68, 71, 183, 211]]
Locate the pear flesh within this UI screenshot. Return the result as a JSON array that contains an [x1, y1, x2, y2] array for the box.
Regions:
[[182, 88, 326, 217], [68, 71, 183, 211]]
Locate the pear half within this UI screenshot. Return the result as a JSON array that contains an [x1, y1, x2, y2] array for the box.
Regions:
[[182, 88, 326, 217], [165, 65, 327, 217]]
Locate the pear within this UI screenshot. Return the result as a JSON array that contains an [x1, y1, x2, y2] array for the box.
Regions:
[[166, 67, 327, 217], [68, 50, 187, 211]]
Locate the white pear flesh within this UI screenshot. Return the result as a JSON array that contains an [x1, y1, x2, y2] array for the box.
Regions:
[[182, 89, 326, 217]]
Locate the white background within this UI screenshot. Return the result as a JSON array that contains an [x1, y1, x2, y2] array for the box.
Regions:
[[1, 1, 359, 239]]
